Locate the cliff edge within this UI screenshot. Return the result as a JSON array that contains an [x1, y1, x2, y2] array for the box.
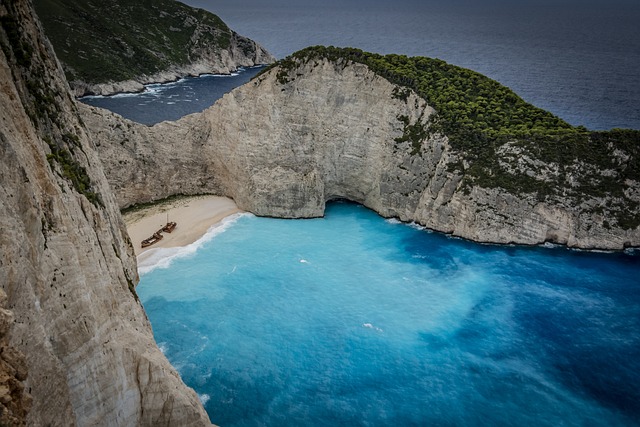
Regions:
[[85, 49, 639, 250], [0, 1, 210, 425]]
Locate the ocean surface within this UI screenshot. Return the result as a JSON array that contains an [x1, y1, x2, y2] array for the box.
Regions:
[[137, 202, 640, 426], [80, 66, 263, 125]]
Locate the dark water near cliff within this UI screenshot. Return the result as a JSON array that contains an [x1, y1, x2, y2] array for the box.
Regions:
[[138, 202, 640, 426], [130, 0, 637, 131], [80, 66, 263, 125]]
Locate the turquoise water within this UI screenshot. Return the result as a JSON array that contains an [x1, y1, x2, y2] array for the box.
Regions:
[[137, 202, 640, 426]]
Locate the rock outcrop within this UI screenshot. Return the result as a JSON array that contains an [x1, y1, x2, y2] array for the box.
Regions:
[[33, 0, 275, 97], [0, 290, 31, 426], [0, 1, 210, 425], [83, 57, 640, 250]]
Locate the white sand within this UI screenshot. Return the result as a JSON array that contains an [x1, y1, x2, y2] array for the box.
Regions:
[[123, 195, 241, 261]]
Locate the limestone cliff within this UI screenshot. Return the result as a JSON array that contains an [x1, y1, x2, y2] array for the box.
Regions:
[[0, 290, 31, 426], [0, 1, 210, 425], [33, 0, 275, 96], [83, 56, 640, 250]]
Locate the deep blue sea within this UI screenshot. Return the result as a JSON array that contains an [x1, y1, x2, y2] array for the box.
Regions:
[[80, 66, 263, 125], [137, 202, 640, 426], [195, 0, 640, 131]]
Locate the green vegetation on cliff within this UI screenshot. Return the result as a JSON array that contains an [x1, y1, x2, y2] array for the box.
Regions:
[[269, 46, 580, 149], [267, 46, 640, 229], [33, 0, 234, 84], [1, 8, 101, 206]]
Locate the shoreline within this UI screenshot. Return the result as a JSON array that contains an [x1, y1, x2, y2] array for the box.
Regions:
[[122, 195, 638, 272], [74, 64, 268, 98], [122, 195, 241, 262]]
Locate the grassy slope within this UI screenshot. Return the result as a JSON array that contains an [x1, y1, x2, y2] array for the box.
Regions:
[[266, 46, 640, 228], [33, 0, 233, 83]]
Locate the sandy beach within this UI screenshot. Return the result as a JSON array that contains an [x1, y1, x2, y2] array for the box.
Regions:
[[123, 195, 241, 260]]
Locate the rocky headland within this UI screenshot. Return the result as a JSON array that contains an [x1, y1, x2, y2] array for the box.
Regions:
[[33, 0, 275, 96], [84, 48, 639, 251]]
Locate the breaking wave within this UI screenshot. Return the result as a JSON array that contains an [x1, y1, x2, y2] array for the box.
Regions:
[[138, 212, 251, 275]]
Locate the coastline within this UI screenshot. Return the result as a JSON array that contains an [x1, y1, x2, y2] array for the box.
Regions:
[[123, 195, 241, 263], [72, 64, 271, 98]]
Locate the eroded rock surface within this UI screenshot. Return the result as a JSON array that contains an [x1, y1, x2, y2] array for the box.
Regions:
[[85, 58, 640, 250], [0, 290, 31, 427], [69, 35, 274, 97]]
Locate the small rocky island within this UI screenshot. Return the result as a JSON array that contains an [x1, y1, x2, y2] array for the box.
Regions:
[[0, 0, 638, 426]]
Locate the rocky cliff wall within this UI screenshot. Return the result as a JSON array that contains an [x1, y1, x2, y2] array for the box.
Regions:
[[0, 1, 210, 425], [85, 58, 640, 250], [0, 289, 31, 426]]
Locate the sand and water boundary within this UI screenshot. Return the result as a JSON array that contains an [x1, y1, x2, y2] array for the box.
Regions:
[[123, 195, 242, 272]]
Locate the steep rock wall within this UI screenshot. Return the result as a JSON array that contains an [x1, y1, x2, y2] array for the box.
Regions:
[[85, 59, 640, 250], [0, 289, 31, 426], [0, 1, 210, 425]]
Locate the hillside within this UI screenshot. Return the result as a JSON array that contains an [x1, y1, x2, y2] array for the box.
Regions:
[[33, 0, 274, 95], [265, 47, 640, 230]]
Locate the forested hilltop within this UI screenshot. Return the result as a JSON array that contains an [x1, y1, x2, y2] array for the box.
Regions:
[[266, 46, 640, 229], [34, 0, 274, 95]]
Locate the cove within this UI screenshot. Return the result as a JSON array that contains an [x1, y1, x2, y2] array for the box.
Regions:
[[137, 202, 640, 426]]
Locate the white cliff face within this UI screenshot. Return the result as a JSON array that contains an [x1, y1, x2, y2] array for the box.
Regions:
[[85, 59, 640, 250], [83, 58, 439, 217], [0, 1, 210, 425], [205, 59, 439, 219]]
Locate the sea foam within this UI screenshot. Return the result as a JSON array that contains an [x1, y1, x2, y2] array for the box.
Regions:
[[138, 212, 250, 275]]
